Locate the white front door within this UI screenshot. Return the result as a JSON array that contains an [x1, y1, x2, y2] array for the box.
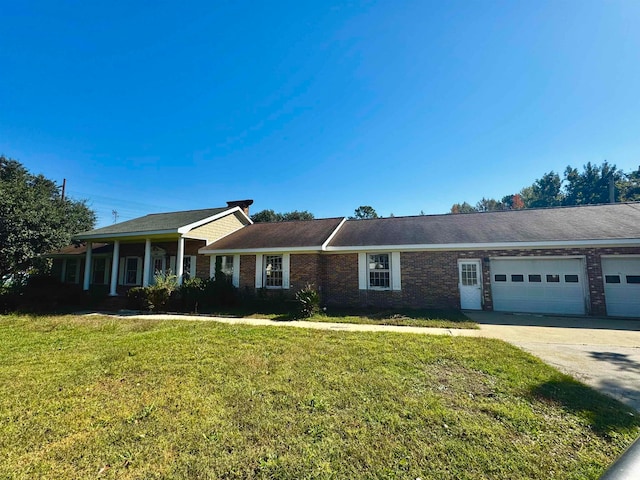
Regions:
[[459, 260, 482, 310]]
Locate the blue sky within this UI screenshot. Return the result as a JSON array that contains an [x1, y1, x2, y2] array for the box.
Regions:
[[1, 1, 639, 227]]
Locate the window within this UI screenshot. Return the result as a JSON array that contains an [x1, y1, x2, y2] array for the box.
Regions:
[[369, 254, 390, 289], [461, 263, 478, 286], [153, 257, 165, 275], [358, 252, 401, 291], [219, 255, 234, 279], [605, 275, 621, 284], [528, 274, 542, 283], [511, 274, 524, 282], [125, 257, 139, 285], [546, 274, 560, 283], [64, 259, 79, 283], [565, 274, 579, 283], [494, 274, 507, 282], [92, 258, 107, 284], [264, 255, 283, 287], [627, 275, 640, 284]]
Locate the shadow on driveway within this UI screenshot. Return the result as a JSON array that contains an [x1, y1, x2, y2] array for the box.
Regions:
[[467, 310, 640, 331]]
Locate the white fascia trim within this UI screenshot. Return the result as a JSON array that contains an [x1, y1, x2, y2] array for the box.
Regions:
[[324, 239, 640, 252], [198, 246, 324, 255], [74, 229, 178, 241], [321, 217, 348, 251], [181, 234, 209, 241], [178, 207, 252, 233]]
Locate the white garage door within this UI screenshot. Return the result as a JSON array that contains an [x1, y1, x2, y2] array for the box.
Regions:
[[491, 258, 586, 315], [602, 257, 640, 318]]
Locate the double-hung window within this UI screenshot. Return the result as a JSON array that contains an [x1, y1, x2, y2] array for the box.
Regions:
[[255, 254, 289, 289], [368, 254, 390, 289], [264, 255, 283, 287], [358, 252, 401, 291]]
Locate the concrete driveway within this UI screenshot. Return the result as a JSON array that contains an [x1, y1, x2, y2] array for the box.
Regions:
[[464, 311, 640, 412]]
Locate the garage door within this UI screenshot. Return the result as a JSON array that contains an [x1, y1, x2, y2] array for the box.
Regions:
[[491, 258, 586, 315], [602, 257, 640, 318]]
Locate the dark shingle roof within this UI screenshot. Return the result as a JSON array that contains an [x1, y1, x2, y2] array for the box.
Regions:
[[48, 243, 113, 256], [201, 217, 345, 251], [328, 203, 640, 247], [75, 207, 231, 238]]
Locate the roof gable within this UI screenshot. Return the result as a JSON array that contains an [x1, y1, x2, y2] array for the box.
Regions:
[[75, 206, 250, 240]]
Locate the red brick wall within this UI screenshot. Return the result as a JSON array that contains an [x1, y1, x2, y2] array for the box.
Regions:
[[289, 254, 321, 291], [239, 254, 256, 294], [317, 246, 640, 315]]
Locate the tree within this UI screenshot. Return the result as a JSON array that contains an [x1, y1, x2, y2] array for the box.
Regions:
[[251, 209, 314, 222], [0, 156, 96, 279], [450, 202, 477, 214], [522, 171, 564, 208], [475, 197, 504, 212], [500, 194, 525, 210], [563, 161, 623, 206], [619, 166, 640, 202], [350, 206, 379, 219]]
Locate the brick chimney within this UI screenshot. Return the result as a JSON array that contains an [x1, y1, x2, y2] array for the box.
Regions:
[[226, 199, 254, 217]]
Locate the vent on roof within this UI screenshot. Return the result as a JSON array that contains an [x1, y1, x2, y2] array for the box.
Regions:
[[226, 199, 254, 217]]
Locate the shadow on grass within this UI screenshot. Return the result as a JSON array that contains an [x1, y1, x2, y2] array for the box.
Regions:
[[320, 308, 471, 322], [531, 378, 640, 437]]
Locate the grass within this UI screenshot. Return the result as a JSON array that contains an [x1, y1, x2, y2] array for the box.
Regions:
[[1, 314, 638, 479], [204, 306, 477, 329]]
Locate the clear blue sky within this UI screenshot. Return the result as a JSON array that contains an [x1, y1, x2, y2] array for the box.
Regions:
[[1, 1, 639, 228]]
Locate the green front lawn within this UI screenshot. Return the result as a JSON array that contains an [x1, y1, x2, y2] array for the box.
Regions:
[[208, 306, 476, 329], [1, 314, 637, 479]]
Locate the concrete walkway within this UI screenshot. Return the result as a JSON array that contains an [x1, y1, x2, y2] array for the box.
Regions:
[[90, 310, 640, 411]]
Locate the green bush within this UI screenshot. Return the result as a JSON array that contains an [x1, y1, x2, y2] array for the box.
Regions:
[[126, 272, 178, 312], [16, 275, 86, 313], [295, 284, 321, 318], [127, 287, 149, 311]]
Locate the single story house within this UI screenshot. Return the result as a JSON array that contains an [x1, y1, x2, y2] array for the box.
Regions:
[[54, 201, 640, 318]]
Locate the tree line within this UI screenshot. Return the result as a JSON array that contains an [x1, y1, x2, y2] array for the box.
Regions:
[[451, 161, 640, 213]]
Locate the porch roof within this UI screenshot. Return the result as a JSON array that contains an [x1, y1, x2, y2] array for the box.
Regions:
[[74, 206, 244, 241], [48, 242, 113, 257]]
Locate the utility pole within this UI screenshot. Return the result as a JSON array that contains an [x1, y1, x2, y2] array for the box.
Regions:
[[112, 210, 119, 224], [61, 178, 66, 201]]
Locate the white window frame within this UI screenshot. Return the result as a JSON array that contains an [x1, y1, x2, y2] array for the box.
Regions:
[[210, 255, 240, 287], [119, 256, 143, 286], [255, 253, 290, 289], [358, 252, 401, 291]]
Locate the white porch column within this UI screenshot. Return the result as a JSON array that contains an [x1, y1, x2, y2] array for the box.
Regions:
[[109, 240, 120, 296], [142, 238, 152, 287], [83, 242, 93, 291], [176, 236, 185, 285]]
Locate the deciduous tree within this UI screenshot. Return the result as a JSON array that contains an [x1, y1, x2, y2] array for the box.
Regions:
[[0, 156, 96, 279]]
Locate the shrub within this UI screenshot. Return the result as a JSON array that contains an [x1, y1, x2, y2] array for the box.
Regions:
[[295, 284, 321, 318], [17, 275, 85, 313], [126, 272, 178, 312], [127, 287, 149, 311]]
